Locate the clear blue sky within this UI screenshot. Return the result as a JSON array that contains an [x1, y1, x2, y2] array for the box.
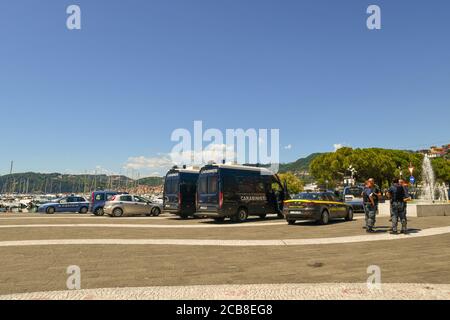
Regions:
[[0, 0, 449, 176]]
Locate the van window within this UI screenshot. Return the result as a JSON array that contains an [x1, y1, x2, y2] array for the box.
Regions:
[[222, 175, 237, 193], [164, 177, 179, 194], [237, 176, 255, 193], [199, 176, 207, 194], [208, 176, 218, 193], [198, 174, 218, 194], [255, 180, 265, 193], [95, 193, 105, 201]]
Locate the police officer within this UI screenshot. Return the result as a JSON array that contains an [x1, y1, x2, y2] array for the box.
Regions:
[[399, 179, 411, 231], [368, 178, 382, 215], [387, 178, 408, 234], [363, 180, 377, 233]]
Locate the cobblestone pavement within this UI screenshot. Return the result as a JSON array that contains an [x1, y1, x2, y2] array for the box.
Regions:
[[0, 283, 448, 300]]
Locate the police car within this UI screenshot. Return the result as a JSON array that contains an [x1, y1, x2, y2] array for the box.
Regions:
[[37, 195, 90, 214], [283, 192, 353, 225]]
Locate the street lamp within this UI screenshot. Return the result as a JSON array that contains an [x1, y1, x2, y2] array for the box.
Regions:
[[408, 163, 414, 176]]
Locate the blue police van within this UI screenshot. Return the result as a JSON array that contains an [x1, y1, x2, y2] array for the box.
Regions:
[[195, 164, 287, 222], [38, 195, 90, 214]]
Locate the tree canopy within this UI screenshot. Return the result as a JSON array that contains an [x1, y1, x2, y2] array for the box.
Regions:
[[274, 172, 304, 194], [309, 148, 449, 188]]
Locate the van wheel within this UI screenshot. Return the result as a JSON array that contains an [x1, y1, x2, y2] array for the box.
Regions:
[[46, 207, 55, 214], [213, 217, 225, 222], [317, 210, 330, 225], [112, 208, 123, 217], [180, 214, 189, 219], [94, 207, 104, 216], [232, 207, 248, 223], [79, 207, 88, 214], [345, 208, 354, 221], [277, 213, 284, 218], [259, 214, 267, 219]]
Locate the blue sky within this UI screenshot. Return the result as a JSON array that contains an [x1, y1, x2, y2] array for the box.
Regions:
[[0, 0, 449, 176]]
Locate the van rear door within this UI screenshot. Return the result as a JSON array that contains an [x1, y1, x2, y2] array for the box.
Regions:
[[197, 172, 219, 211], [164, 174, 180, 210]]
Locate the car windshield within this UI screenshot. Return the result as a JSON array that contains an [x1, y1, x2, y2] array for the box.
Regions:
[[344, 187, 364, 197], [292, 193, 324, 200], [135, 196, 150, 202]]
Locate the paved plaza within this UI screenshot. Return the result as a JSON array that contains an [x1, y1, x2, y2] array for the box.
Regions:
[[0, 213, 449, 299]]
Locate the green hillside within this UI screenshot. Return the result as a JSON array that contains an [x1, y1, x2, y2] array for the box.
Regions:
[[278, 153, 323, 173], [0, 172, 163, 194]]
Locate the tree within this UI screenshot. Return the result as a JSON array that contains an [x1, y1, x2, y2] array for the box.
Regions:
[[275, 172, 304, 194], [431, 158, 450, 183], [309, 148, 425, 187]]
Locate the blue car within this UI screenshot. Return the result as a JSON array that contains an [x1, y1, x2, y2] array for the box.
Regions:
[[89, 191, 122, 216], [38, 196, 89, 214]]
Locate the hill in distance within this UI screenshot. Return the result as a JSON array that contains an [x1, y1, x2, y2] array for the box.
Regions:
[[0, 172, 163, 194]]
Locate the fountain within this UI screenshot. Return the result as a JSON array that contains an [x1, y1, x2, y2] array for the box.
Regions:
[[378, 155, 449, 217], [418, 156, 449, 203], [413, 155, 450, 217]]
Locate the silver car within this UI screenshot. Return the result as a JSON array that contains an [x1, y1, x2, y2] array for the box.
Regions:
[[104, 194, 162, 217]]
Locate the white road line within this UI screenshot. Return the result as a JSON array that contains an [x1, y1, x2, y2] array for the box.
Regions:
[[0, 226, 448, 247], [1, 283, 448, 300], [0, 216, 169, 220], [0, 222, 286, 229]]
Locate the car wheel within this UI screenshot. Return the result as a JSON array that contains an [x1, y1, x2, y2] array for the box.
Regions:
[[180, 213, 189, 219], [151, 207, 161, 216], [318, 210, 330, 225], [259, 214, 267, 219], [46, 207, 55, 214], [345, 208, 354, 221], [287, 219, 296, 225], [79, 207, 88, 214], [112, 208, 123, 217], [231, 207, 248, 223], [94, 207, 104, 216]]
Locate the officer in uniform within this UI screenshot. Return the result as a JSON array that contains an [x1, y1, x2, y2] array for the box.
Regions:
[[368, 178, 382, 215], [363, 180, 377, 233], [387, 178, 408, 234]]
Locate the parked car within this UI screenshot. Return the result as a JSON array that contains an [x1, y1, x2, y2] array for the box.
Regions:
[[283, 192, 353, 225], [89, 190, 123, 216], [104, 194, 163, 217], [38, 196, 90, 214], [343, 186, 365, 212]]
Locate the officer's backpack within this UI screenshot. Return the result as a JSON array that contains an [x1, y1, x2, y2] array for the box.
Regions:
[[393, 185, 405, 202]]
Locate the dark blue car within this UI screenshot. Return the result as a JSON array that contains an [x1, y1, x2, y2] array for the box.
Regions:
[[38, 196, 89, 214], [89, 191, 122, 216]]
